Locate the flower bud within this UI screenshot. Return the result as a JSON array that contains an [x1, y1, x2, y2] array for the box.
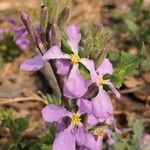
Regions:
[[21, 12, 40, 46]]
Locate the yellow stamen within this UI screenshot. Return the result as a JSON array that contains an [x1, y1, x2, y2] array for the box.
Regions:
[[98, 77, 106, 86], [71, 112, 81, 126], [70, 54, 80, 64], [94, 128, 104, 137]]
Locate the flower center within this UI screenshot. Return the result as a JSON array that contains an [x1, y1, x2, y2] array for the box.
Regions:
[[71, 113, 81, 126], [98, 77, 106, 86], [94, 128, 104, 137], [70, 54, 80, 64]]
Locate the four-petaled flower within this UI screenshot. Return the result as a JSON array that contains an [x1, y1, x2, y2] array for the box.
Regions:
[[42, 104, 97, 150], [42, 25, 95, 98], [86, 58, 121, 120], [93, 127, 115, 150]]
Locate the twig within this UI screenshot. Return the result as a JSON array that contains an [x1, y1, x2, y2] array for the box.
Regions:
[[0, 97, 48, 105]]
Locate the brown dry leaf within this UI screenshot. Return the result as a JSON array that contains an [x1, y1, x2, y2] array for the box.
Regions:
[[128, 48, 138, 55], [124, 76, 144, 88], [133, 84, 150, 102], [134, 91, 149, 102], [1, 63, 12, 78], [143, 73, 150, 84]]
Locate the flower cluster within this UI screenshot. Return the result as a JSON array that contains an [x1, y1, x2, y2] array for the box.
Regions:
[[13, 26, 30, 51], [0, 17, 30, 51], [19, 22, 121, 150]]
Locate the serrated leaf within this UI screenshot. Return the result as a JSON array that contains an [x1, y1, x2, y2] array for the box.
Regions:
[[110, 52, 143, 88], [8, 118, 29, 134]]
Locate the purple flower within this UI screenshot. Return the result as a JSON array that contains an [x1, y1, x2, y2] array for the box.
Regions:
[[77, 99, 113, 125], [13, 26, 27, 42], [20, 45, 61, 71], [43, 25, 95, 98], [5, 17, 16, 25], [41, 104, 97, 150], [14, 23, 41, 51], [93, 127, 115, 150], [140, 134, 150, 150], [78, 99, 117, 125], [15, 29, 30, 51], [20, 54, 44, 71], [0, 17, 15, 33], [77, 98, 121, 129], [87, 58, 121, 120]]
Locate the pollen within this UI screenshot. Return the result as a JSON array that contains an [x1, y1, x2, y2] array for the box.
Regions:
[[94, 128, 104, 137], [71, 112, 81, 126], [70, 54, 80, 64], [98, 77, 106, 86]]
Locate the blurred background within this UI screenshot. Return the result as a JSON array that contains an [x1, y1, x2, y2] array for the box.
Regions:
[[0, 0, 149, 149]]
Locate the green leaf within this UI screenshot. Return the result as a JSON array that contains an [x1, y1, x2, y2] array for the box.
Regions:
[[41, 144, 52, 150], [112, 142, 127, 150], [48, 123, 56, 143], [8, 118, 29, 134], [46, 94, 61, 106], [124, 19, 139, 35], [61, 33, 73, 55], [0, 53, 4, 68], [110, 52, 143, 88], [79, 63, 90, 80], [108, 49, 120, 62], [40, 5, 48, 33], [81, 26, 111, 64], [132, 119, 143, 137], [133, 0, 143, 11], [141, 51, 150, 72], [0, 107, 11, 121], [130, 119, 144, 150], [58, 7, 70, 29], [42, 0, 59, 23]]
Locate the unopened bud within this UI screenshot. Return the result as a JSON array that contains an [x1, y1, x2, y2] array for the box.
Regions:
[[58, 7, 70, 29], [21, 12, 40, 46]]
